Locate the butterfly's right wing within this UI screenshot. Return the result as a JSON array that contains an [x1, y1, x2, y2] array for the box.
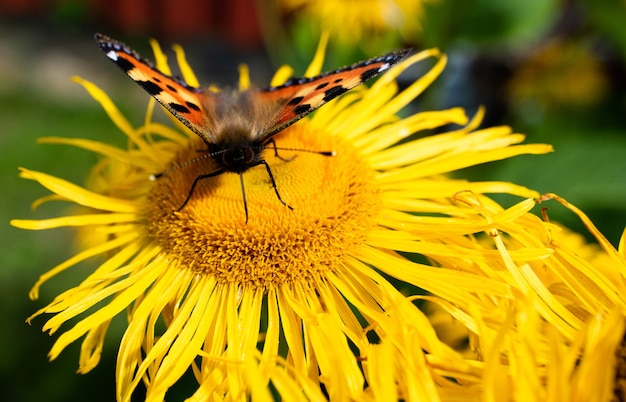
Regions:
[[254, 49, 411, 139], [95, 33, 219, 144]]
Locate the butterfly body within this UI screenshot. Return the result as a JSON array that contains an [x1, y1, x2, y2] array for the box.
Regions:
[[190, 90, 276, 173], [94, 33, 410, 220]]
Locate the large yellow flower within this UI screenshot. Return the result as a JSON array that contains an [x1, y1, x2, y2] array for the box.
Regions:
[[12, 38, 557, 401]]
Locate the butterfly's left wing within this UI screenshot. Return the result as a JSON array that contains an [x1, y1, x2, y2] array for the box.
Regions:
[[256, 49, 411, 139], [94, 33, 222, 144]]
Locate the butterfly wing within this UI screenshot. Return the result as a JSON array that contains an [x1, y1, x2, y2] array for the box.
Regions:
[[256, 49, 411, 139], [94, 33, 219, 144]]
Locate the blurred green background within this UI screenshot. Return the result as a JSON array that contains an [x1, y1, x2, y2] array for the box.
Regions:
[[1, 0, 625, 400]]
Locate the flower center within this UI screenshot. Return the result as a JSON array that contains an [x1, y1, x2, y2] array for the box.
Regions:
[[145, 125, 381, 288]]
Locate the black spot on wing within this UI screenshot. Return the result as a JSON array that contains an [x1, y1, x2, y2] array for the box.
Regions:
[[166, 84, 178, 93], [360, 68, 380, 82], [186, 101, 201, 111], [294, 104, 312, 115], [287, 96, 304, 106], [169, 103, 191, 113], [115, 57, 135, 73], [322, 86, 348, 102], [138, 80, 163, 96], [260, 49, 411, 96]]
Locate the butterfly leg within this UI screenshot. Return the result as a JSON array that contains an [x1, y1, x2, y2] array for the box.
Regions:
[[237, 173, 250, 224], [238, 159, 294, 223], [261, 160, 293, 211], [247, 159, 294, 211], [265, 138, 296, 162], [178, 168, 226, 211], [237, 160, 292, 224]]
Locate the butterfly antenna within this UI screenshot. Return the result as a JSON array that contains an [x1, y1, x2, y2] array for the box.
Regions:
[[149, 152, 214, 180], [275, 148, 336, 157], [263, 138, 336, 161]]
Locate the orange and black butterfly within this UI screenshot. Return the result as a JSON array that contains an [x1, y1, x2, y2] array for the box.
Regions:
[[95, 33, 410, 221]]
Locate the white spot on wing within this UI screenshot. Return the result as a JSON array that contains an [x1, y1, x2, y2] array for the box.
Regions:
[[106, 50, 118, 61], [378, 63, 390, 72]]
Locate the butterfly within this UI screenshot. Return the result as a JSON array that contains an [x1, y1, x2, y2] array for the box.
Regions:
[[95, 33, 410, 222]]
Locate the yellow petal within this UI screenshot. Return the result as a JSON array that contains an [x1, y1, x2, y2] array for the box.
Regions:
[[238, 63, 250, 91], [149, 38, 171, 75], [304, 31, 329, 77], [16, 168, 137, 212], [172, 43, 200, 87]]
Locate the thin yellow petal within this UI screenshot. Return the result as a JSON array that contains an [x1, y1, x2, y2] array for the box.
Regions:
[[246, 358, 274, 402], [28, 194, 66, 209], [270, 64, 295, 87], [72, 76, 135, 138], [239, 63, 251, 91], [72, 77, 156, 156], [368, 49, 446, 118], [377, 144, 553, 183], [304, 31, 329, 77], [38, 137, 159, 171], [16, 168, 136, 212], [26, 232, 139, 300], [12, 213, 137, 230], [48, 249, 164, 360], [136, 121, 188, 144], [365, 340, 398, 401], [116, 266, 197, 400], [149, 38, 171, 75], [261, 288, 280, 363], [277, 290, 307, 375], [539, 193, 626, 267], [43, 248, 161, 334], [306, 313, 364, 399], [146, 277, 218, 401], [78, 321, 110, 373], [358, 108, 469, 156], [172, 43, 200, 87]]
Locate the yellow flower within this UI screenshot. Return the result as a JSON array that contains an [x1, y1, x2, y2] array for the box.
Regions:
[[508, 39, 609, 110], [12, 38, 554, 401], [427, 192, 626, 400], [479, 294, 624, 402], [276, 0, 432, 47]]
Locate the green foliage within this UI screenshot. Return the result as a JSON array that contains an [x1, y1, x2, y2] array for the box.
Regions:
[[422, 0, 560, 49]]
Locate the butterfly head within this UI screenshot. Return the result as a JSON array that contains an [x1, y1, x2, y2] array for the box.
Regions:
[[209, 138, 265, 174]]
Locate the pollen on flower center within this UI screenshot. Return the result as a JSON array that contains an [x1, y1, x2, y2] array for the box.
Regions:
[[144, 125, 381, 288]]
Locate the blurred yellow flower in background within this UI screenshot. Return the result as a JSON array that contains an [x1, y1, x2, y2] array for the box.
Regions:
[[270, 0, 436, 60], [508, 39, 609, 111], [278, 0, 430, 43]]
